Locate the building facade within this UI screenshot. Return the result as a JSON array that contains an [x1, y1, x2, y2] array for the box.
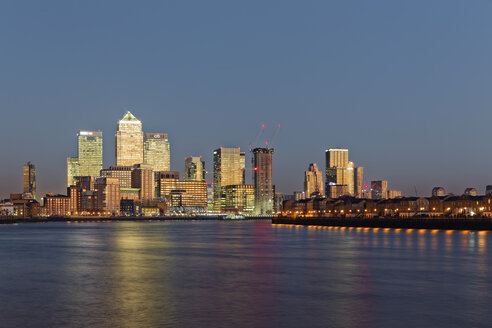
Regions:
[[66, 131, 103, 187], [184, 156, 206, 181], [371, 180, 388, 200], [131, 164, 154, 203], [116, 111, 144, 166], [144, 133, 170, 172], [23, 162, 36, 200], [223, 184, 255, 213], [213, 148, 245, 211], [252, 148, 274, 215], [354, 166, 364, 198], [100, 165, 133, 188], [304, 163, 323, 197]]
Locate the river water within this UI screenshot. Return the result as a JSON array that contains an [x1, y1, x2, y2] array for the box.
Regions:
[[0, 221, 491, 328]]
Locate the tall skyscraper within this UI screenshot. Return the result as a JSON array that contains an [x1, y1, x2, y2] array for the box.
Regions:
[[213, 147, 245, 211], [325, 148, 357, 196], [116, 111, 143, 166], [304, 163, 323, 197], [184, 156, 206, 181], [371, 180, 388, 200], [354, 166, 364, 198], [23, 162, 36, 199], [326, 148, 349, 168], [252, 148, 274, 215], [66, 130, 103, 187], [144, 133, 170, 172]]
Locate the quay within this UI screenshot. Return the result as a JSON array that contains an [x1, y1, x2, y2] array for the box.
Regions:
[[272, 217, 492, 231], [0, 215, 272, 225]]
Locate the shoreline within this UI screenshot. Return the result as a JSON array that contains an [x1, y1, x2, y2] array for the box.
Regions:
[[272, 217, 492, 231], [0, 216, 273, 225]]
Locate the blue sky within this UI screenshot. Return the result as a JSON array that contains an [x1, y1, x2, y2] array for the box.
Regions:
[[1, 0, 492, 198]]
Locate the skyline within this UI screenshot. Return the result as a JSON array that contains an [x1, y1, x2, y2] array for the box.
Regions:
[[2, 1, 492, 198]]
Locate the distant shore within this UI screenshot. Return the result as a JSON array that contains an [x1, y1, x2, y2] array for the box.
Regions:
[[272, 217, 492, 231], [0, 216, 272, 225]]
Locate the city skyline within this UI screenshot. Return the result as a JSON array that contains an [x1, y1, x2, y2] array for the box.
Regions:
[[2, 1, 492, 198]]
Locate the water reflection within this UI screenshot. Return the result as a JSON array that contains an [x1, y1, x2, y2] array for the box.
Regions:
[[0, 222, 492, 327]]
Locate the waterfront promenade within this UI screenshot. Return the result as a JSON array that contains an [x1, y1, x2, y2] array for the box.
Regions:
[[273, 217, 492, 231]]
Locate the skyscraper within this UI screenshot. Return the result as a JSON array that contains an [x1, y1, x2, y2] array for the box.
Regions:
[[23, 162, 36, 199], [213, 147, 245, 211], [66, 130, 103, 187], [371, 180, 388, 200], [144, 133, 170, 172], [116, 111, 143, 166], [325, 148, 357, 196], [252, 148, 274, 215], [184, 156, 206, 181], [354, 166, 364, 198], [304, 163, 323, 197]]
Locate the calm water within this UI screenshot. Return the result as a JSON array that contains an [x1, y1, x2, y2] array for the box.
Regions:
[[0, 221, 491, 328]]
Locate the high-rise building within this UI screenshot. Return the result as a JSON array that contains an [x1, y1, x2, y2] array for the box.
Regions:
[[94, 177, 120, 215], [432, 187, 446, 197], [144, 133, 170, 172], [354, 166, 364, 198], [23, 162, 36, 200], [325, 148, 355, 195], [66, 157, 80, 187], [252, 148, 274, 215], [155, 171, 180, 198], [184, 156, 206, 181], [223, 184, 255, 213], [304, 163, 323, 197], [77, 131, 103, 177], [66, 131, 103, 187], [326, 148, 349, 168], [100, 165, 133, 188], [213, 147, 245, 211], [131, 164, 154, 203], [371, 180, 388, 200], [116, 111, 143, 166]]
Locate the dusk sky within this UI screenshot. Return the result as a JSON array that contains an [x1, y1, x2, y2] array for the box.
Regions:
[[1, 0, 492, 199]]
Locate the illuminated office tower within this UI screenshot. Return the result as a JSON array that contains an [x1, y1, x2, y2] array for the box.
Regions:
[[252, 148, 274, 215], [223, 184, 255, 213], [66, 157, 80, 187], [100, 165, 133, 188], [371, 180, 388, 200], [184, 156, 205, 181], [23, 162, 36, 200], [144, 133, 170, 172], [213, 147, 245, 211], [345, 161, 354, 195], [66, 130, 102, 187], [354, 166, 364, 198], [304, 163, 323, 197], [325, 148, 356, 196], [131, 164, 154, 203], [78, 131, 103, 176], [326, 148, 349, 168], [116, 111, 143, 166], [95, 177, 121, 215]]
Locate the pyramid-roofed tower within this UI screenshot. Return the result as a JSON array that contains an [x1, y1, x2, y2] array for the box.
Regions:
[[116, 111, 143, 166]]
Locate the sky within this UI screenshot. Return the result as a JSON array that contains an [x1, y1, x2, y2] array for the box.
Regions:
[[1, 0, 492, 199]]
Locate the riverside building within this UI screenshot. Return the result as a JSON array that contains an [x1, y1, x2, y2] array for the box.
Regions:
[[252, 147, 274, 215], [213, 147, 245, 211]]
